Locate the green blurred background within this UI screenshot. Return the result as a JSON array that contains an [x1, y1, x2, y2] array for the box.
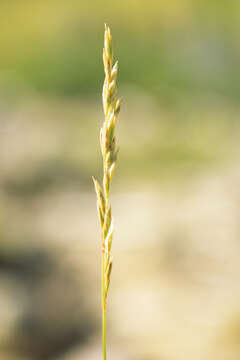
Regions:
[[1, 1, 240, 359]]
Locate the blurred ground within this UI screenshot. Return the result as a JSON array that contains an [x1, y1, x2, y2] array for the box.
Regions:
[[1, 1, 240, 359]]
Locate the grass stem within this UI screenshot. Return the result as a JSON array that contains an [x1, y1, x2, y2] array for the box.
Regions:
[[93, 24, 121, 360]]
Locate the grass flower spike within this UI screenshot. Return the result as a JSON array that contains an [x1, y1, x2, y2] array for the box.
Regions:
[[93, 24, 121, 360]]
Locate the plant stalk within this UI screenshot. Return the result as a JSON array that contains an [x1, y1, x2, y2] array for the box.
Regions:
[[102, 254, 107, 360], [93, 24, 121, 360]]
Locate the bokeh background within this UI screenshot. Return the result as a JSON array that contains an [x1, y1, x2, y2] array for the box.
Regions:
[[1, 1, 240, 359]]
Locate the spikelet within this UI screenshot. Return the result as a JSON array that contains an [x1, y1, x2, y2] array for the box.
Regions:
[[93, 24, 121, 304]]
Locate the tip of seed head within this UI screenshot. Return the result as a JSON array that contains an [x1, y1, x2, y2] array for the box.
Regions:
[[104, 23, 110, 32], [104, 23, 112, 37]]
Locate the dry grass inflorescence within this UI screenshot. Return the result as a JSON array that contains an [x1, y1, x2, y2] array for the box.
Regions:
[[93, 24, 121, 360]]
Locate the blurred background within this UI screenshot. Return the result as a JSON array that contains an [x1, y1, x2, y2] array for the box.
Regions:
[[1, 1, 240, 359]]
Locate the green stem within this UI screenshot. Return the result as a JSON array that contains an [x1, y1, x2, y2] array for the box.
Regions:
[[102, 251, 107, 360]]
